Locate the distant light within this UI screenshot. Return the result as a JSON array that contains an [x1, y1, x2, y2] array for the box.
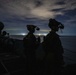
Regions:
[[37, 33, 47, 36], [21, 33, 26, 35], [38, 33, 41, 36], [43, 33, 47, 36]]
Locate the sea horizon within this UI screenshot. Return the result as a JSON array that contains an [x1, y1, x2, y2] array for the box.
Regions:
[[8, 35, 76, 65], [10, 34, 76, 40]]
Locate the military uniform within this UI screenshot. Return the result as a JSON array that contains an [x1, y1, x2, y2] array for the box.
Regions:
[[23, 25, 40, 75], [42, 19, 64, 75]]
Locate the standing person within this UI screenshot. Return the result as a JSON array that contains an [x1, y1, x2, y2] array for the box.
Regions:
[[23, 25, 40, 75], [42, 19, 65, 75], [0, 22, 4, 52], [0, 22, 4, 35]]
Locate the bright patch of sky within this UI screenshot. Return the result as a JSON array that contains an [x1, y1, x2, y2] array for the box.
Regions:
[[0, 0, 76, 35]]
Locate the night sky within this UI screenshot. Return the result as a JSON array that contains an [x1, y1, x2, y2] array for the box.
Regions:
[[0, 0, 76, 36]]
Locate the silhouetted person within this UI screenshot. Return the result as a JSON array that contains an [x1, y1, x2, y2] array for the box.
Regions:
[[1, 31, 8, 52], [0, 22, 4, 35], [2, 31, 7, 36], [0, 22, 4, 52], [23, 25, 40, 75], [1, 29, 15, 53], [3, 32, 15, 53], [42, 19, 64, 75]]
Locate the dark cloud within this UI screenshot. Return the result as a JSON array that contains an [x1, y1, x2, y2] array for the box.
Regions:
[[71, 2, 76, 6], [64, 9, 76, 17], [35, 0, 43, 7], [4, 18, 26, 23], [70, 21, 76, 24], [55, 15, 70, 22], [52, 8, 65, 12], [55, 1, 65, 5]]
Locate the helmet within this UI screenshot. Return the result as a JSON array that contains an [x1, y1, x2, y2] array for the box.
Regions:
[[2, 31, 7, 36], [26, 25, 40, 31], [48, 18, 64, 29]]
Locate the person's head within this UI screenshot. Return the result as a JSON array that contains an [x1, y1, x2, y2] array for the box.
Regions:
[[48, 18, 64, 32], [26, 25, 40, 33], [2, 31, 7, 36], [0, 22, 4, 31]]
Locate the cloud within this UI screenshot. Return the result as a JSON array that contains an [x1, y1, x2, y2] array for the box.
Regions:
[[0, 0, 64, 19], [0, 0, 76, 35], [0, 0, 76, 20]]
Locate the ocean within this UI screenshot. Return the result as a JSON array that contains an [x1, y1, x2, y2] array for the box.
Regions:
[[60, 36, 76, 65], [10, 35, 76, 65]]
